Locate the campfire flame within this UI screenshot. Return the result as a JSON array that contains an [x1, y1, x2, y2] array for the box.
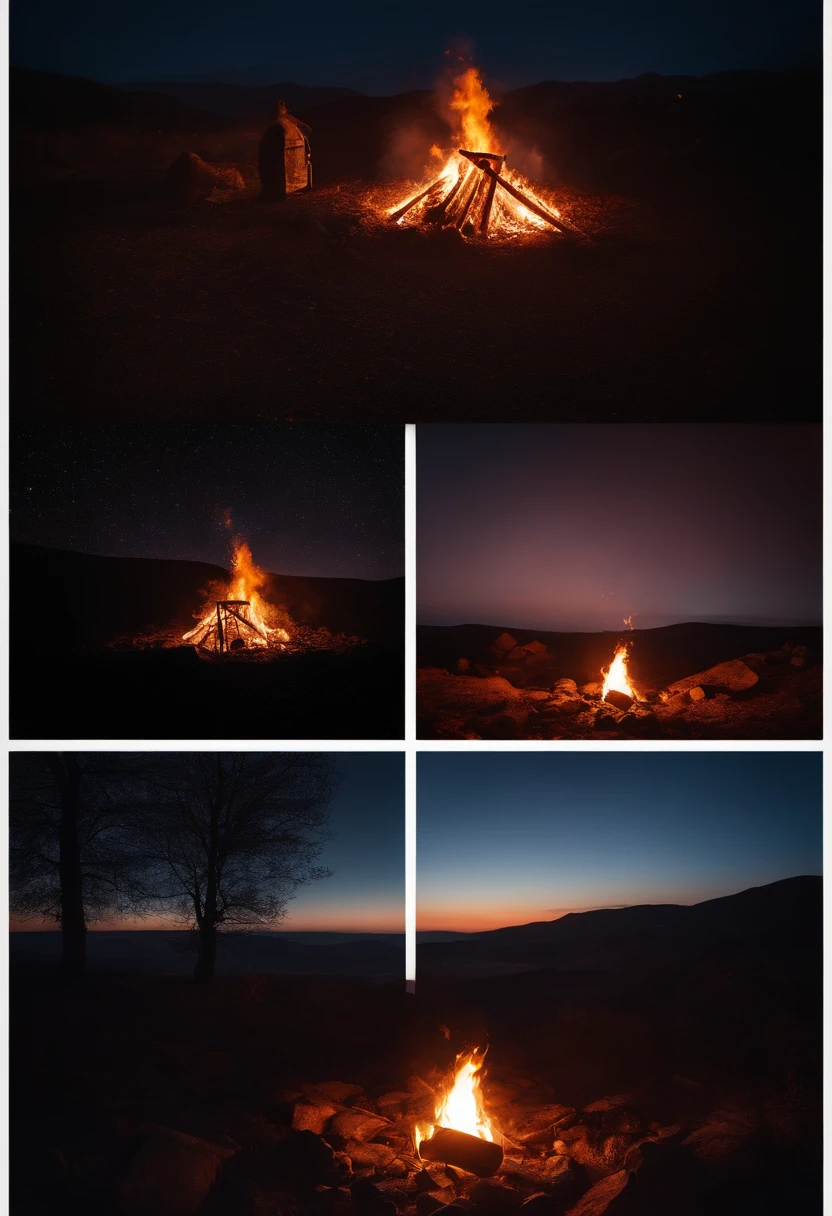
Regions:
[[182, 540, 290, 652], [389, 66, 564, 238], [416, 1049, 494, 1150], [601, 644, 635, 700]]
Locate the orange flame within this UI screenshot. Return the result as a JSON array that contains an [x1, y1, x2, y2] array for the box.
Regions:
[[389, 65, 561, 238], [601, 644, 635, 699], [183, 539, 290, 651], [416, 1049, 494, 1151]]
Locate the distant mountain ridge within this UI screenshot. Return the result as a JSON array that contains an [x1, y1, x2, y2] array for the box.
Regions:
[[418, 877, 821, 978], [121, 79, 362, 121]]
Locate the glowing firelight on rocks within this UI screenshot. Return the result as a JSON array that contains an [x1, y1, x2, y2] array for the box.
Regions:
[[601, 644, 635, 700], [389, 66, 569, 239], [183, 540, 290, 652], [416, 1049, 494, 1151]]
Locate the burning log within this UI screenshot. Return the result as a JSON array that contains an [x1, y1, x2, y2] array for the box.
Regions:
[[419, 1128, 504, 1177], [458, 151, 578, 237], [390, 178, 448, 222], [603, 689, 634, 712]]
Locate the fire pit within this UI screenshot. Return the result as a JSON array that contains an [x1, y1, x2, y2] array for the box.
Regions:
[[416, 1050, 504, 1177], [388, 68, 581, 241]]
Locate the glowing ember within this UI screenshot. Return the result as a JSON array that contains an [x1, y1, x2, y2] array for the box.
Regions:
[[389, 66, 569, 239], [417, 1049, 494, 1150], [601, 644, 635, 700], [183, 540, 290, 652]]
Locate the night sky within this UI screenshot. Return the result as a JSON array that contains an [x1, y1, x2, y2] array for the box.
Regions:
[[418, 753, 822, 932], [11, 0, 821, 94], [11, 426, 403, 581], [418, 425, 822, 631]]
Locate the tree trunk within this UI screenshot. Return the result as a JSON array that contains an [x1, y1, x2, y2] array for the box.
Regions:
[[50, 754, 86, 982], [194, 922, 217, 983]]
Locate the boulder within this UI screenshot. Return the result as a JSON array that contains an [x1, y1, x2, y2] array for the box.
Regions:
[[114, 1126, 237, 1216], [552, 678, 578, 696], [342, 1141, 396, 1169], [688, 686, 708, 702], [564, 1171, 629, 1216], [580, 682, 602, 697], [593, 712, 619, 730], [502, 1154, 577, 1188], [292, 1100, 341, 1134], [789, 644, 812, 668], [668, 659, 758, 697], [455, 658, 471, 674], [164, 152, 245, 204], [522, 641, 548, 656], [375, 1092, 412, 1117], [329, 1111, 391, 1142], [492, 633, 519, 655], [506, 647, 529, 661]]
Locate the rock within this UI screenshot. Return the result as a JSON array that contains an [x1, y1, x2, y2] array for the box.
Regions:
[[386, 1160, 409, 1179], [343, 1141, 396, 1169], [415, 1169, 450, 1193], [416, 1195, 446, 1216], [492, 633, 519, 655], [553, 678, 578, 696], [593, 712, 619, 730], [688, 685, 708, 702], [668, 659, 759, 697], [469, 1180, 520, 1210], [506, 647, 529, 661], [566, 1134, 633, 1177], [603, 689, 633, 712], [329, 1111, 391, 1142], [375, 1092, 412, 1117], [528, 690, 551, 702], [292, 1100, 341, 1134], [789, 644, 812, 668], [502, 1154, 576, 1188], [304, 1082, 364, 1104], [477, 699, 508, 717], [580, 682, 603, 697], [511, 1105, 576, 1147], [114, 1126, 237, 1216], [564, 1171, 629, 1216], [540, 699, 584, 717], [455, 659, 471, 674], [682, 1110, 757, 1164], [739, 653, 767, 673], [164, 153, 245, 204], [522, 641, 548, 656]]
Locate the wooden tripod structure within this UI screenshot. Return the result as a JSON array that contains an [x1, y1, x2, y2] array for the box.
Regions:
[[391, 149, 580, 238], [211, 600, 268, 653]]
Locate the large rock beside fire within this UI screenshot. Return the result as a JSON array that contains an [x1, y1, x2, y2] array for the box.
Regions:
[[329, 1110, 391, 1142], [564, 1171, 629, 1216], [668, 659, 759, 698]]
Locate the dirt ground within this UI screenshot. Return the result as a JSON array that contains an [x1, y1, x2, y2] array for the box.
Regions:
[[11, 125, 820, 423]]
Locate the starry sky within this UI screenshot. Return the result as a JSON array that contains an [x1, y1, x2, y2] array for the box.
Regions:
[[12, 753, 405, 933], [10, 0, 821, 93], [11, 426, 403, 581], [417, 424, 822, 631], [418, 752, 822, 931]]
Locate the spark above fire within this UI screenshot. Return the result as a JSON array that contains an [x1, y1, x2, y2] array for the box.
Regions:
[[389, 68, 578, 241], [182, 540, 290, 653]]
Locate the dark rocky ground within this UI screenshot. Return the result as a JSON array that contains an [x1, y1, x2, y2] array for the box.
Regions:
[[417, 622, 822, 739], [11, 67, 820, 423], [11, 878, 820, 1216], [11, 545, 404, 739]]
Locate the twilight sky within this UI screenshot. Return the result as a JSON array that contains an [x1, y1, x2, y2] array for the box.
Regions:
[[417, 425, 822, 631], [11, 426, 403, 581], [12, 754, 405, 934], [418, 753, 822, 932], [11, 0, 820, 93]]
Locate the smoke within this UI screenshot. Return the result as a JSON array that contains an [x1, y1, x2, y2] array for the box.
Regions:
[[379, 125, 445, 182]]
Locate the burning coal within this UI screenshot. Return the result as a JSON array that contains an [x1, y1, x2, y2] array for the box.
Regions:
[[389, 67, 577, 240], [183, 540, 291, 654]]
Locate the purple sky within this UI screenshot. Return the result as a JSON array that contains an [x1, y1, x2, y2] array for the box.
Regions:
[[417, 424, 821, 631]]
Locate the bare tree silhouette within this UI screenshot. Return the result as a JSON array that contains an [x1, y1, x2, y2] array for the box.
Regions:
[[130, 753, 336, 981]]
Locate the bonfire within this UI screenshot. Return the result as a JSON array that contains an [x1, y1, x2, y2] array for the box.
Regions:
[[183, 540, 291, 654], [389, 67, 578, 240], [417, 1049, 504, 1176]]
